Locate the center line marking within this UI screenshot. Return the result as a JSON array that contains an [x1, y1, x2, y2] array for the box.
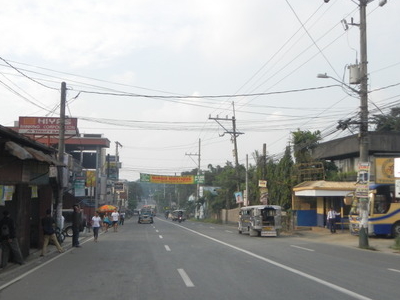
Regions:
[[159, 235, 163, 239], [178, 269, 195, 287], [165, 245, 171, 251], [291, 245, 315, 252]]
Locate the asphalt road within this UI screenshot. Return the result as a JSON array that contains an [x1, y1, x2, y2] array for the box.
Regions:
[[0, 217, 399, 300]]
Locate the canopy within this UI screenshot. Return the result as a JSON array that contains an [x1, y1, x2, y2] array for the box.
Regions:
[[97, 205, 117, 212]]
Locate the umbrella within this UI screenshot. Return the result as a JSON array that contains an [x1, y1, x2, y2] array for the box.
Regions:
[[97, 205, 117, 212]]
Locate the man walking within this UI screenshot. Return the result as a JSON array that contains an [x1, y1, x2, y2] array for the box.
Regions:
[[327, 207, 340, 233], [40, 209, 64, 256], [72, 205, 82, 247], [111, 209, 119, 232]]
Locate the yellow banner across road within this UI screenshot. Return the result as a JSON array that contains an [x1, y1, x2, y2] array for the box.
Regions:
[[140, 173, 204, 184]]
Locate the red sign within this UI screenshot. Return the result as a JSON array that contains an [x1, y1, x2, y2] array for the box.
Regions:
[[18, 117, 78, 135]]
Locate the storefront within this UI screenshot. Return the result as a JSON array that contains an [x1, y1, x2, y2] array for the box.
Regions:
[[292, 181, 356, 228]]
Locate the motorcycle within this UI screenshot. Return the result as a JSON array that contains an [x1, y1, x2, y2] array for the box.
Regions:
[[178, 216, 183, 223]]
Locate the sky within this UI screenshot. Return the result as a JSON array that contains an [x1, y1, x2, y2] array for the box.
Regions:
[[1, 0, 399, 182]]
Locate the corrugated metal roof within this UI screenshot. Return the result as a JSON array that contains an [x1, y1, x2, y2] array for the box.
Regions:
[[293, 180, 357, 191]]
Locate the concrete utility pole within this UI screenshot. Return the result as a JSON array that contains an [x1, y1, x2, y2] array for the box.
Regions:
[[357, 0, 370, 249], [185, 138, 201, 201], [209, 103, 244, 169], [56, 82, 67, 228]]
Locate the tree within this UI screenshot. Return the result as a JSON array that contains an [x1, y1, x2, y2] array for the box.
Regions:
[[373, 107, 400, 132], [292, 129, 321, 164]]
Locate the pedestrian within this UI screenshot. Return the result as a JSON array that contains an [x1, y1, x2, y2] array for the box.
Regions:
[[40, 209, 64, 256], [327, 207, 340, 233], [0, 210, 25, 268], [91, 211, 102, 242], [103, 213, 111, 232], [111, 209, 120, 232], [72, 204, 82, 247], [119, 212, 125, 225]]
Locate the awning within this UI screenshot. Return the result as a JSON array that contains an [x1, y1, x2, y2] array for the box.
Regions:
[[5, 141, 33, 160], [5, 141, 64, 166], [293, 180, 357, 197]]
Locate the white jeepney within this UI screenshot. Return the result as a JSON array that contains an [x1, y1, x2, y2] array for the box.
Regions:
[[238, 205, 282, 237]]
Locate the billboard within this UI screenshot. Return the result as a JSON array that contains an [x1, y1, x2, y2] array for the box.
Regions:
[[140, 173, 205, 185], [18, 116, 78, 135]]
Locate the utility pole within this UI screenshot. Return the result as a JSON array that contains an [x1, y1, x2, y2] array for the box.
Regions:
[[209, 103, 244, 170], [185, 138, 201, 202], [210, 103, 244, 219], [358, 0, 370, 249], [56, 82, 67, 228], [114, 141, 123, 205]]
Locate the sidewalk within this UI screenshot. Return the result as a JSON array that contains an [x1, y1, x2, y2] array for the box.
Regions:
[[290, 227, 400, 255], [0, 229, 92, 282]]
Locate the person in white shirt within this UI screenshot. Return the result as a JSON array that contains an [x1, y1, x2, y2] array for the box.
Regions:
[[327, 207, 340, 233], [111, 209, 120, 232], [91, 211, 103, 242]]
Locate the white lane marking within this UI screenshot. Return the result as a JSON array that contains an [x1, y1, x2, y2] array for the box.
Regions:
[[156, 229, 159, 233], [178, 268, 195, 287], [290, 245, 315, 252], [210, 227, 215, 229], [165, 245, 171, 251], [159, 235, 163, 239], [178, 225, 374, 300], [225, 230, 233, 233], [388, 268, 400, 273]]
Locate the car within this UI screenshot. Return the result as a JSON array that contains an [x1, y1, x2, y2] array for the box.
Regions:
[[138, 210, 153, 224]]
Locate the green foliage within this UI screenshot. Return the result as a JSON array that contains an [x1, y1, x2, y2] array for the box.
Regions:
[[292, 129, 321, 163], [373, 107, 400, 132]]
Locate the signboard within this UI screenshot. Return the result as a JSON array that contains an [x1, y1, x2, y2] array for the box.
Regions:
[[356, 163, 370, 198], [234, 191, 243, 204], [140, 173, 205, 185], [375, 157, 394, 184], [18, 117, 78, 135], [258, 180, 267, 188], [114, 182, 124, 191], [395, 157, 400, 178]]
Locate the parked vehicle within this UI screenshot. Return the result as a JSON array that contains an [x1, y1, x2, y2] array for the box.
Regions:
[[238, 205, 282, 237], [62, 209, 86, 237], [349, 184, 400, 237]]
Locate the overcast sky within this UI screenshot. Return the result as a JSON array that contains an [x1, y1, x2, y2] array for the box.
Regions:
[[1, 0, 399, 181]]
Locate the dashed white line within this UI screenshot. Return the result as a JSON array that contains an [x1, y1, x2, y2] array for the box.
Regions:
[[159, 235, 163, 239], [290, 245, 315, 252], [225, 230, 233, 233], [156, 229, 159, 233], [178, 268, 195, 287], [165, 245, 171, 251], [179, 225, 374, 300]]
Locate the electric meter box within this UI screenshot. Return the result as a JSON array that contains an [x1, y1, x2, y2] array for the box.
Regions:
[[348, 64, 361, 84]]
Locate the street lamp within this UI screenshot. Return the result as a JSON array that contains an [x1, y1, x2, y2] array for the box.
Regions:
[[318, 70, 370, 248], [317, 73, 360, 95]]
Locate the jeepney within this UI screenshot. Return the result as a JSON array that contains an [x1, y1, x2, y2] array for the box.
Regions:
[[238, 205, 282, 237]]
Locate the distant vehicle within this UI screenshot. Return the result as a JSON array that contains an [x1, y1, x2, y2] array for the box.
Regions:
[[171, 210, 186, 222], [238, 205, 282, 237], [138, 209, 154, 224]]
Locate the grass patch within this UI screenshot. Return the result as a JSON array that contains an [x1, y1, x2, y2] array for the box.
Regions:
[[390, 236, 400, 251]]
